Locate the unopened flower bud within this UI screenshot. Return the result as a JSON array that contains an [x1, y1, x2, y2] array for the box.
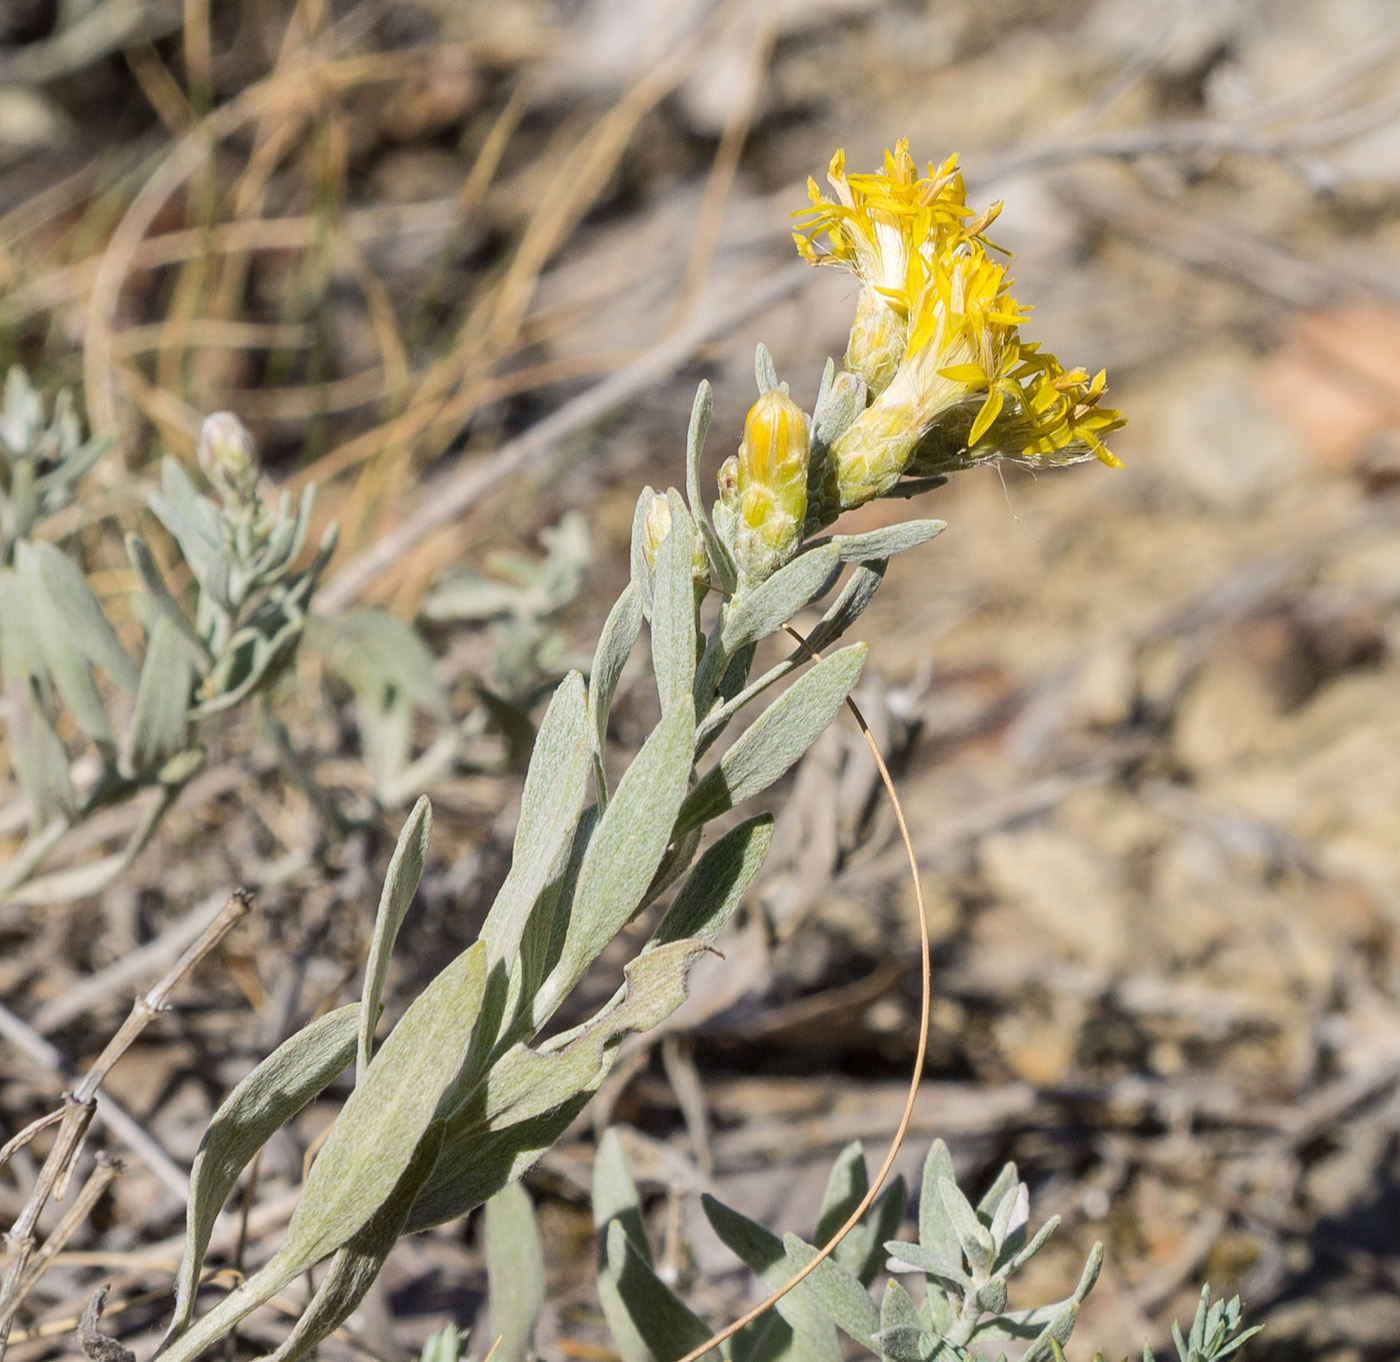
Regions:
[[642, 491, 711, 589], [733, 389, 810, 585], [197, 411, 259, 509], [844, 286, 906, 396]]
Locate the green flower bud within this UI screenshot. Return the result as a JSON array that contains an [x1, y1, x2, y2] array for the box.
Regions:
[[733, 389, 810, 585], [642, 491, 711, 589], [197, 411, 259, 510]]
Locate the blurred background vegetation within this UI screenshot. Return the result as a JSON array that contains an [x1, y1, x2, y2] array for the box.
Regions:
[[3, 1, 1400, 1359]]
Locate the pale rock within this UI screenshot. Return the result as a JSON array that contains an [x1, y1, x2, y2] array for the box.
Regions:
[[1066, 634, 1137, 730], [1154, 352, 1306, 509], [1172, 651, 1278, 774], [978, 827, 1129, 971]]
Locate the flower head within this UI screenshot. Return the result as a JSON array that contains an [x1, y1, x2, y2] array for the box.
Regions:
[[792, 142, 1123, 522], [793, 141, 1002, 394]]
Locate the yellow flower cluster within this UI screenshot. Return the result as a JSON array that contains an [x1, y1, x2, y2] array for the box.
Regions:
[[793, 140, 1123, 516]]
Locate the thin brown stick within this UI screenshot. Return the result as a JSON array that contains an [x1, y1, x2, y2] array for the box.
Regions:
[[671, 622, 933, 1362], [0, 893, 252, 1353]]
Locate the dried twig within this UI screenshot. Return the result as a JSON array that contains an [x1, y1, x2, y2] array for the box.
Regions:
[[0, 893, 252, 1355]]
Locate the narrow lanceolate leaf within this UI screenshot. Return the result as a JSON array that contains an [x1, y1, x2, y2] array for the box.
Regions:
[[254, 1124, 447, 1362], [359, 797, 433, 1077], [405, 939, 709, 1232], [32, 542, 138, 691], [594, 1128, 650, 1263], [165, 1006, 359, 1343], [918, 1140, 962, 1275], [684, 381, 714, 529], [938, 1176, 994, 1274], [485, 1181, 545, 1362], [700, 1197, 839, 1362], [650, 491, 697, 719], [482, 671, 591, 967], [815, 1142, 868, 1250], [125, 617, 192, 776], [652, 816, 772, 948], [828, 520, 945, 563], [781, 1234, 880, 1351], [600, 1219, 718, 1362], [630, 486, 658, 609], [589, 586, 644, 782], [125, 534, 211, 667], [719, 543, 842, 656], [676, 644, 865, 837], [532, 698, 695, 1026], [270, 942, 487, 1274], [804, 562, 885, 654]]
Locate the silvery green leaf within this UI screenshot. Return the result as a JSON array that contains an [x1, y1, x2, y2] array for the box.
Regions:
[[165, 1005, 359, 1343], [938, 1177, 994, 1274], [252, 1122, 446, 1362], [533, 697, 695, 1025], [880, 1279, 919, 1333], [482, 671, 590, 970], [126, 617, 192, 776], [972, 1244, 1102, 1341], [600, 1218, 718, 1362], [588, 584, 643, 788], [406, 939, 709, 1231], [884, 1240, 969, 1291], [149, 461, 222, 590], [126, 534, 212, 667], [999, 1213, 1059, 1276], [420, 1324, 468, 1362], [804, 562, 885, 654], [652, 816, 772, 948], [421, 569, 523, 622], [32, 542, 138, 692], [990, 1185, 1029, 1266], [485, 1181, 545, 1362], [719, 543, 842, 657], [700, 1198, 839, 1360], [651, 491, 697, 719], [976, 1163, 1018, 1224], [593, 1128, 651, 1265], [870, 1324, 944, 1362], [684, 381, 736, 593], [271, 942, 487, 1273], [826, 521, 946, 564], [695, 565, 884, 758], [6, 679, 75, 825], [755, 343, 780, 396], [810, 366, 865, 458], [839, 1176, 906, 1288], [14, 543, 111, 749], [975, 1279, 1007, 1315], [676, 644, 864, 837], [918, 1142, 963, 1273], [816, 1142, 868, 1249], [780, 1234, 880, 1350], [1015, 1305, 1077, 1362], [318, 608, 452, 723], [685, 381, 713, 525], [631, 486, 658, 611], [360, 796, 432, 1077]]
